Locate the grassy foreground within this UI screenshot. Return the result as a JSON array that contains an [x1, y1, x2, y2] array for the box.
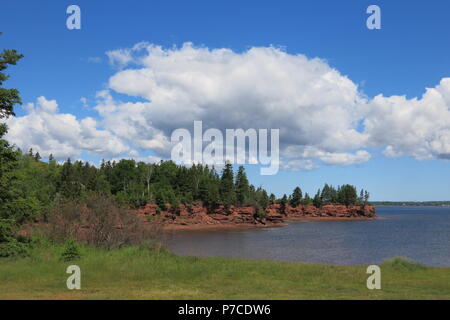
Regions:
[[0, 242, 449, 300]]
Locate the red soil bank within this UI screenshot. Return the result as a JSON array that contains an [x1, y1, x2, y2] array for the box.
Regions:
[[136, 203, 376, 230]]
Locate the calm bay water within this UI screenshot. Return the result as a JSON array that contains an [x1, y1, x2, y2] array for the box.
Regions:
[[165, 206, 450, 267]]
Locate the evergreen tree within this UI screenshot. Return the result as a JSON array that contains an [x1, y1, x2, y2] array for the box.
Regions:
[[219, 162, 236, 208], [206, 179, 220, 210], [321, 184, 337, 204], [359, 189, 365, 205], [256, 187, 269, 210], [364, 190, 370, 205], [269, 193, 276, 204], [235, 166, 250, 206], [0, 40, 27, 256], [337, 184, 358, 206], [34, 152, 41, 161], [58, 158, 83, 199], [279, 194, 288, 214], [302, 192, 312, 205], [313, 189, 322, 208], [289, 187, 302, 207]]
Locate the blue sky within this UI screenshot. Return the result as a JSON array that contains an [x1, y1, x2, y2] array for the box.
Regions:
[[2, 0, 450, 201]]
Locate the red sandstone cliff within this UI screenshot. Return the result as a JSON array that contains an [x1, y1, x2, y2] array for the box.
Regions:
[[136, 203, 376, 229]]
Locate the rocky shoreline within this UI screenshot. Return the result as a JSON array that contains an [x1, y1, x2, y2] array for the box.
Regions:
[[136, 203, 377, 231]]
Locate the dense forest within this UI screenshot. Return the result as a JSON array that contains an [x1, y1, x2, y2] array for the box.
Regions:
[[13, 149, 371, 215]]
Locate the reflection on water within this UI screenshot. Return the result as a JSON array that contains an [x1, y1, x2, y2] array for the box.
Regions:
[[165, 206, 450, 266]]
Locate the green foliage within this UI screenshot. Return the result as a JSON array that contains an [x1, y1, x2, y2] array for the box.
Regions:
[[255, 187, 269, 210], [313, 189, 322, 208], [320, 184, 337, 204], [155, 185, 179, 211], [279, 194, 288, 214], [0, 44, 24, 118], [337, 184, 358, 206], [289, 187, 302, 207], [254, 204, 266, 218], [309, 184, 360, 207], [269, 193, 276, 204], [235, 166, 250, 206], [0, 238, 28, 258], [0, 218, 27, 257], [359, 189, 370, 205], [220, 162, 236, 207], [0, 39, 30, 257], [382, 257, 427, 271], [301, 192, 313, 206], [60, 239, 81, 262], [5, 151, 372, 225]]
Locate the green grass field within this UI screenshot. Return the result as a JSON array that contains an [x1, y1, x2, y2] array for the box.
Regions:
[[0, 241, 449, 300]]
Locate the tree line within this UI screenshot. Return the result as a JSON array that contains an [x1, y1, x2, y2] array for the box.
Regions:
[[14, 150, 371, 212]]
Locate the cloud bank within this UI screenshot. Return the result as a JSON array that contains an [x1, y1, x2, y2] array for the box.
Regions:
[[6, 96, 130, 160], [6, 43, 450, 169]]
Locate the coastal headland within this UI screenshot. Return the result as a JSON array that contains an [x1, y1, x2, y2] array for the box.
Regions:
[[136, 203, 376, 231]]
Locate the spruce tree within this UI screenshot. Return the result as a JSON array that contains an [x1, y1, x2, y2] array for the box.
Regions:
[[364, 190, 370, 206], [359, 189, 364, 205], [219, 162, 236, 208], [59, 158, 75, 198], [338, 184, 358, 206], [235, 166, 250, 206], [0, 39, 26, 256], [289, 187, 302, 207], [321, 184, 337, 204], [302, 192, 312, 205], [279, 194, 288, 214], [256, 187, 269, 210], [313, 189, 322, 208], [269, 193, 276, 204]]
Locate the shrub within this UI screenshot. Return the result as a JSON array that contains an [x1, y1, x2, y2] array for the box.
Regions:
[[43, 199, 83, 243], [382, 257, 427, 271], [0, 219, 28, 257], [41, 194, 163, 250], [253, 204, 266, 219], [0, 239, 28, 258], [61, 239, 81, 261]]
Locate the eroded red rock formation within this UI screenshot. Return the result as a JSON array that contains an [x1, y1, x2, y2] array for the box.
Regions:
[[136, 203, 376, 229]]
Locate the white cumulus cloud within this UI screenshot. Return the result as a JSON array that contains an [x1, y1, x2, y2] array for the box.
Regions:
[[6, 96, 131, 160], [99, 42, 370, 168], [7, 43, 450, 170], [365, 78, 450, 160]]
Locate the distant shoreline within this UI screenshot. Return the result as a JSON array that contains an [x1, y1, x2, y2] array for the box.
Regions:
[[373, 202, 450, 207]]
